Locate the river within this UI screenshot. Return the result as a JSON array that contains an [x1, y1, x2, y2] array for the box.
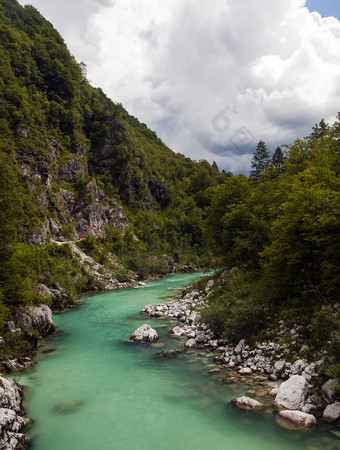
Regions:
[[19, 272, 338, 449]]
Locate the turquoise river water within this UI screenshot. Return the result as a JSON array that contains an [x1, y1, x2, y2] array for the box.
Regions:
[[18, 272, 339, 450]]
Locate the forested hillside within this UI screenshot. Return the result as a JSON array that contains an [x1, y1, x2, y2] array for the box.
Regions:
[[201, 124, 340, 383], [0, 0, 226, 341]]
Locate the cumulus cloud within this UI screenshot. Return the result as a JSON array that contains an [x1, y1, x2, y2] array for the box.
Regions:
[[18, 0, 340, 172]]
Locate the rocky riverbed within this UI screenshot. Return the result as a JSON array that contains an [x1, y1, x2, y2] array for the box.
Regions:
[[140, 275, 340, 433], [0, 304, 57, 449]]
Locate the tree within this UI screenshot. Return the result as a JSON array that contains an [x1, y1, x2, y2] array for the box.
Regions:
[[272, 147, 284, 166], [250, 140, 270, 180], [212, 161, 219, 171], [310, 119, 330, 140], [270, 146, 285, 176]]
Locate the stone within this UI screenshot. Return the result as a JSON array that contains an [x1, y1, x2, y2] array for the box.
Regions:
[[195, 334, 207, 344], [185, 338, 197, 348], [13, 304, 55, 338], [274, 360, 286, 374], [231, 396, 265, 411], [0, 408, 27, 448], [274, 375, 309, 410], [323, 402, 340, 423], [54, 400, 83, 414], [269, 386, 279, 396], [299, 345, 309, 354], [35, 283, 52, 299], [234, 339, 245, 354], [171, 326, 185, 337], [137, 281, 147, 287], [209, 368, 221, 374], [142, 304, 154, 314], [301, 403, 321, 418], [321, 379, 337, 404], [0, 377, 23, 413], [130, 324, 159, 342], [238, 367, 252, 375], [156, 350, 182, 359], [276, 410, 316, 431]]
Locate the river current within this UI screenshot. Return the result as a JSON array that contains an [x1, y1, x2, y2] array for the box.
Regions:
[[19, 272, 339, 449]]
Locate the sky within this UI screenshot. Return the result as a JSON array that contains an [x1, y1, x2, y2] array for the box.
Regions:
[[17, 0, 340, 173]]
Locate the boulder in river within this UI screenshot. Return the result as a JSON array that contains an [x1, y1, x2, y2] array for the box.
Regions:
[[54, 400, 84, 414], [231, 396, 265, 412], [130, 324, 159, 342], [322, 402, 340, 423], [185, 338, 197, 348], [276, 410, 316, 431], [274, 375, 308, 410]]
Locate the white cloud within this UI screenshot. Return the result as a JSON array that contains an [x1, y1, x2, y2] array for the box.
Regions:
[[18, 0, 340, 172]]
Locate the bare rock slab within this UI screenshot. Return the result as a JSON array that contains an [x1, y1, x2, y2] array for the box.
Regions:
[[276, 410, 316, 431], [130, 324, 159, 342]]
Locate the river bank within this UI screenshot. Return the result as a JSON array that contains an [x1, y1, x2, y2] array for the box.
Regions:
[[1, 271, 339, 449], [140, 272, 340, 436]]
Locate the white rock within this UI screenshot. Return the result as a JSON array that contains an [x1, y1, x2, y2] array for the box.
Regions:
[[142, 304, 154, 314], [13, 304, 54, 337], [0, 377, 23, 413], [0, 408, 27, 433], [171, 326, 185, 337], [323, 402, 340, 423], [274, 360, 286, 374], [269, 386, 279, 396], [276, 410, 316, 431], [155, 304, 168, 312], [130, 324, 158, 342], [231, 396, 265, 411], [185, 338, 197, 348], [238, 367, 252, 375], [274, 375, 309, 410], [234, 339, 245, 354]]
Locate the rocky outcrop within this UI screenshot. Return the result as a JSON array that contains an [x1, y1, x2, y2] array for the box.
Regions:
[[54, 157, 87, 183], [147, 177, 171, 209], [0, 408, 27, 449], [64, 242, 131, 290], [130, 324, 158, 342], [276, 410, 316, 431], [0, 376, 28, 449], [12, 304, 55, 338], [27, 218, 61, 246], [274, 375, 309, 410], [231, 396, 265, 411], [72, 180, 129, 238]]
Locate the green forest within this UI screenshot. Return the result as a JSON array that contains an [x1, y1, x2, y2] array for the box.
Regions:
[[0, 0, 339, 384]]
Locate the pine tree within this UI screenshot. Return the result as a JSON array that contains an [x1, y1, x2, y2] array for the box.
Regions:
[[272, 146, 285, 167], [250, 140, 270, 180], [212, 161, 219, 171]]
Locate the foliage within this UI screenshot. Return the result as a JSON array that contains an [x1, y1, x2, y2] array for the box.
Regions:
[[250, 140, 270, 180], [201, 118, 340, 355]]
